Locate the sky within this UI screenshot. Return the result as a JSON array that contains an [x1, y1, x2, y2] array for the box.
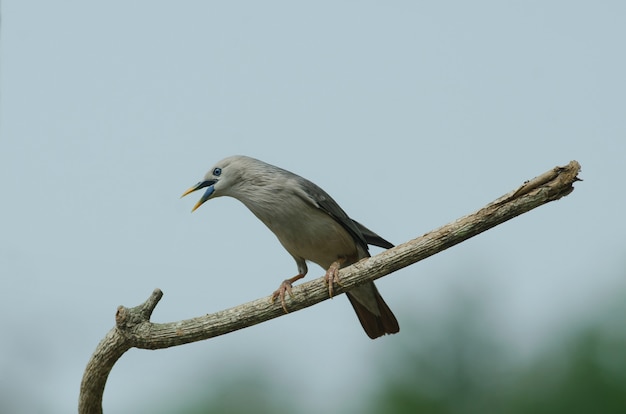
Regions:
[[1, 2, 625, 413]]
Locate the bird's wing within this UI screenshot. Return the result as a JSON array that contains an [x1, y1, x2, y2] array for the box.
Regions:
[[352, 220, 394, 249], [295, 176, 392, 251]]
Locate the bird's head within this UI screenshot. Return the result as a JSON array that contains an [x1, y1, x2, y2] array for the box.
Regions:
[[181, 155, 255, 212]]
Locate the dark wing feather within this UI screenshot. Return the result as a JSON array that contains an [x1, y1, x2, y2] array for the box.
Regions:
[[295, 175, 392, 252], [352, 220, 394, 249]]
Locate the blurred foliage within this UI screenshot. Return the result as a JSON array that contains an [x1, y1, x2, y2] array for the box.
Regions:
[[165, 374, 296, 414], [156, 291, 626, 414], [507, 328, 626, 414], [367, 302, 626, 414]]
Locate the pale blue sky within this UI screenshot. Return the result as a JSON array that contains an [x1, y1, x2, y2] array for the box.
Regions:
[[1, 2, 625, 413]]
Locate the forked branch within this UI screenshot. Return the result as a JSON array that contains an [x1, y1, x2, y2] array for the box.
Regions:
[[79, 160, 582, 414]]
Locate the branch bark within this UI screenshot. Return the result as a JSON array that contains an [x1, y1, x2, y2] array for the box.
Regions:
[[79, 160, 582, 413]]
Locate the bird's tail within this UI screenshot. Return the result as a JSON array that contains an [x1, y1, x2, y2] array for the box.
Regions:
[[346, 282, 399, 339]]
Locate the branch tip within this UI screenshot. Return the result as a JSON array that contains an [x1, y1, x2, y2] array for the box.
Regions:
[[115, 306, 127, 326], [140, 288, 163, 318]]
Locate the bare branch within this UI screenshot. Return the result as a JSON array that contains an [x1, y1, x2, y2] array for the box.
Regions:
[[79, 160, 581, 413]]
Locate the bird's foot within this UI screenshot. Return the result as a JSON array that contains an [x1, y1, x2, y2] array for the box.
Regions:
[[271, 274, 305, 313], [324, 258, 346, 298]]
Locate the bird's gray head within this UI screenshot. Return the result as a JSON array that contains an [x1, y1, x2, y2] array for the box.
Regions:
[[181, 155, 274, 212]]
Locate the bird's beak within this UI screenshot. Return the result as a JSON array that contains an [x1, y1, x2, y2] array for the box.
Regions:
[[181, 180, 217, 212]]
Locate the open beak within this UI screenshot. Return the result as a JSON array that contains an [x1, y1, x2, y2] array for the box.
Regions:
[[181, 180, 217, 212]]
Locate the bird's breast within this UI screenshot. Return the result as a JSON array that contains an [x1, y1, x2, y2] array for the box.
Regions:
[[242, 195, 358, 269]]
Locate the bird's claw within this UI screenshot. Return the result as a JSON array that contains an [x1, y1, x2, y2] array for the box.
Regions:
[[270, 274, 305, 313], [271, 281, 294, 313], [324, 259, 345, 298]]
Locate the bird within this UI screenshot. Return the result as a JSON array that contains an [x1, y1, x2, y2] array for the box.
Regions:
[[181, 155, 399, 339]]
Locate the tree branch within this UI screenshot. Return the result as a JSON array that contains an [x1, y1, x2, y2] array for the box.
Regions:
[[79, 160, 582, 413]]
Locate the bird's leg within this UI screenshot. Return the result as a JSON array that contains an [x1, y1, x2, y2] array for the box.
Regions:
[[324, 257, 346, 298], [271, 274, 305, 313]]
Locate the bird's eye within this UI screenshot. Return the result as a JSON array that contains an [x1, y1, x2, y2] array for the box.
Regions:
[[213, 167, 222, 176]]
